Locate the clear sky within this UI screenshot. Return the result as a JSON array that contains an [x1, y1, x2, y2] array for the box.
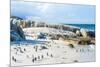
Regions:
[[11, 1, 95, 24]]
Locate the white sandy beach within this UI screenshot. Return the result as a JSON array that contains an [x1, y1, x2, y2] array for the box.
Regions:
[[11, 27, 95, 66]]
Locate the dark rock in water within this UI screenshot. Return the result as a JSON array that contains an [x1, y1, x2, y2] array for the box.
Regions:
[[10, 18, 26, 41], [87, 31, 95, 38]]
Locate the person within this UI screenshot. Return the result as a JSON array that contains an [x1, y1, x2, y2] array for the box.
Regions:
[[32, 59, 34, 63], [47, 52, 49, 56], [34, 57, 37, 61], [12, 56, 16, 62], [41, 55, 44, 59], [38, 56, 40, 59], [24, 48, 26, 51], [12, 56, 14, 61], [51, 54, 53, 57], [35, 46, 38, 52], [20, 49, 24, 53]]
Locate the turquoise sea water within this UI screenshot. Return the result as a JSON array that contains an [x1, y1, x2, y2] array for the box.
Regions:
[[66, 24, 95, 31]]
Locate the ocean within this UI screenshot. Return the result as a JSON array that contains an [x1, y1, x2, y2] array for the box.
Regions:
[[66, 24, 95, 31]]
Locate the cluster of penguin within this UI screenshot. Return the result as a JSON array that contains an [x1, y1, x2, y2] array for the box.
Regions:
[[31, 52, 53, 63]]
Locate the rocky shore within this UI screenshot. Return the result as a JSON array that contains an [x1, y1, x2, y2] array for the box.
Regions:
[[10, 17, 95, 66]]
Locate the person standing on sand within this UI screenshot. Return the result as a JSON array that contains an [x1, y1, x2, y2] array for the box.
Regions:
[[47, 52, 49, 56], [12, 56, 17, 62], [50, 54, 53, 57], [24, 48, 26, 51], [32, 59, 34, 63], [35, 46, 38, 52], [41, 55, 44, 59], [34, 57, 37, 61], [38, 56, 40, 60]]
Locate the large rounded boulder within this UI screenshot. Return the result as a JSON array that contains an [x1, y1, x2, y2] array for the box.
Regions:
[[80, 28, 88, 38], [10, 18, 26, 41]]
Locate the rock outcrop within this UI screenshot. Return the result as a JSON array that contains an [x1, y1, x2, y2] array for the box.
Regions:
[[80, 29, 88, 38], [10, 18, 26, 41]]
